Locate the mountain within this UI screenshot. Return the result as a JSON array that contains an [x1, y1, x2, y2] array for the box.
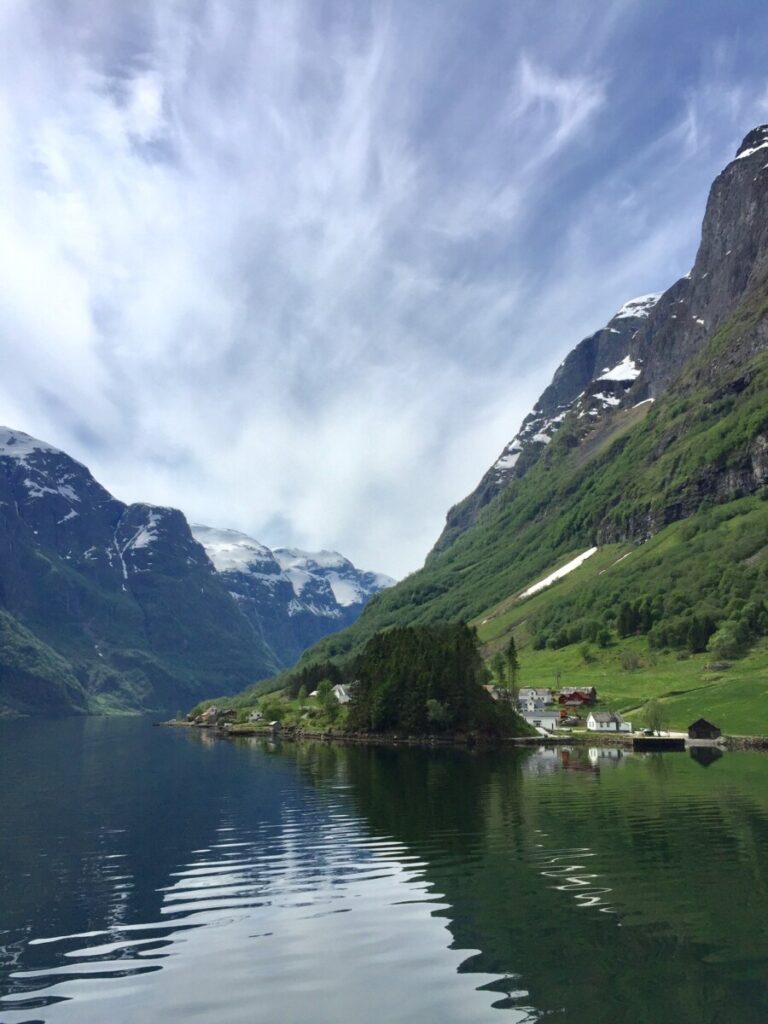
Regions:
[[0, 427, 282, 716], [190, 525, 394, 667], [280, 125, 768, 724], [433, 126, 768, 556], [0, 431, 391, 717]]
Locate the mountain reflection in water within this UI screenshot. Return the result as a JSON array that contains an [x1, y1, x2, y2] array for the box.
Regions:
[[1, 719, 767, 1023]]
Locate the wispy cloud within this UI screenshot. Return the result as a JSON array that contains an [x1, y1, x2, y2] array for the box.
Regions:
[[0, 1, 767, 577]]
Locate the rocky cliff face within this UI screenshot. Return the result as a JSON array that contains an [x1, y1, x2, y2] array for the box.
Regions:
[[432, 126, 768, 557], [190, 526, 394, 668]]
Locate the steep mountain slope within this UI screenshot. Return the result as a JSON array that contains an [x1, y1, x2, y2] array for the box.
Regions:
[[289, 126, 768, 674], [190, 525, 393, 667], [433, 124, 768, 556], [433, 292, 660, 554], [0, 429, 279, 716]]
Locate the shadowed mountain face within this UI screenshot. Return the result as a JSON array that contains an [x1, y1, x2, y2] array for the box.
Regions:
[[0, 427, 280, 716], [0, 432, 391, 716], [432, 125, 768, 556]]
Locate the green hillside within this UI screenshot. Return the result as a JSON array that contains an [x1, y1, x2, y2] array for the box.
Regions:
[[290, 285, 768, 681]]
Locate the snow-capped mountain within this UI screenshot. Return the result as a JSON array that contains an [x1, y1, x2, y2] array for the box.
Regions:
[[0, 426, 281, 716], [0, 429, 392, 715], [433, 125, 768, 556], [191, 525, 394, 666]]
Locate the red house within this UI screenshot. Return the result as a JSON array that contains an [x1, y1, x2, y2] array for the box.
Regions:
[[558, 686, 597, 706]]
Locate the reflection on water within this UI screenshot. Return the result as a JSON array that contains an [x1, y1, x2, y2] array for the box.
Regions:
[[1, 721, 767, 1023]]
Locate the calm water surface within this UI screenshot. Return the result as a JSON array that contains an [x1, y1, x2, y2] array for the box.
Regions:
[[1, 719, 767, 1023]]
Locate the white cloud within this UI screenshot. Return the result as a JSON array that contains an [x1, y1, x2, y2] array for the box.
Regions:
[[0, 2, 766, 578]]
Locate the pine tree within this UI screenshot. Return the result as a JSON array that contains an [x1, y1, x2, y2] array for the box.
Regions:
[[505, 636, 520, 697]]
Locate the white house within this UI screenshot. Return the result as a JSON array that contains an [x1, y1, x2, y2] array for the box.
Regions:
[[518, 695, 546, 713], [518, 687, 554, 706], [521, 710, 561, 732], [587, 711, 632, 733], [332, 684, 352, 705]]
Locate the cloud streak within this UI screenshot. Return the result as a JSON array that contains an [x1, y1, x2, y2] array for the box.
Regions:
[[1, 0, 767, 577]]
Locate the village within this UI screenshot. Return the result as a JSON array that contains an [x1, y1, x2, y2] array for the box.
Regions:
[[486, 683, 724, 751], [185, 680, 724, 754]]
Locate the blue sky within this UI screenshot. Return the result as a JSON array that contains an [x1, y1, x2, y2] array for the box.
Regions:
[[1, 0, 767, 577]]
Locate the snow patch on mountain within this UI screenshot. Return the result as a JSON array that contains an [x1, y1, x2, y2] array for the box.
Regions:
[[597, 355, 641, 382], [613, 294, 661, 320], [520, 547, 598, 599], [736, 125, 768, 160], [130, 509, 162, 550]]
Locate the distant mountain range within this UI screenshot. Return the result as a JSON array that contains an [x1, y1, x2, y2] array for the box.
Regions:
[[190, 525, 393, 668], [0, 430, 391, 716]]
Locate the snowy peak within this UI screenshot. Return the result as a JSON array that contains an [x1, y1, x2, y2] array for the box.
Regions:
[[274, 548, 351, 573], [735, 124, 768, 161], [190, 524, 278, 574], [0, 426, 63, 461], [275, 547, 395, 607], [488, 305, 652, 482], [193, 525, 394, 626]]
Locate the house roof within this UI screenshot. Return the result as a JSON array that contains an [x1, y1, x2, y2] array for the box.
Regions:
[[688, 718, 719, 730], [590, 711, 623, 723]]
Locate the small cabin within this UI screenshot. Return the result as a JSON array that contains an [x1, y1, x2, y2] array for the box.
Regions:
[[687, 718, 721, 740], [247, 710, 263, 723]]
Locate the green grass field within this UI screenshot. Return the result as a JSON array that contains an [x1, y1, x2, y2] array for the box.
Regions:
[[486, 633, 768, 735]]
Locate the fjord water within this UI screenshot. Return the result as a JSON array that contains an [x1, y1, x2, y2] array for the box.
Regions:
[[1, 721, 767, 1023]]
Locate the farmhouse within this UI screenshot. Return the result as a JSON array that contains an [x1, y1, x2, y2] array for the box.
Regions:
[[518, 687, 553, 705], [559, 686, 597, 706], [332, 684, 352, 704], [687, 718, 721, 740], [587, 711, 632, 733], [518, 694, 546, 713]]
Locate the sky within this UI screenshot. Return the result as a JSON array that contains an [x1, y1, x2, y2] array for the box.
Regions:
[[1, 1, 768, 579]]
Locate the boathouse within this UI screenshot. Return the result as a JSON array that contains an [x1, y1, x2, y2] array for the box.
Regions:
[[687, 718, 721, 740]]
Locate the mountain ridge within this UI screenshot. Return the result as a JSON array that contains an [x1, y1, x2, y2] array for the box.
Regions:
[[431, 125, 768, 557], [0, 428, 390, 716], [190, 524, 394, 668]]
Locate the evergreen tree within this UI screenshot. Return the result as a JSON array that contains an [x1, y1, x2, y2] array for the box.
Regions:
[[505, 635, 520, 696]]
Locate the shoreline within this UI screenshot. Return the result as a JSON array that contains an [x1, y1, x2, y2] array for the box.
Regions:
[[161, 720, 768, 752]]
